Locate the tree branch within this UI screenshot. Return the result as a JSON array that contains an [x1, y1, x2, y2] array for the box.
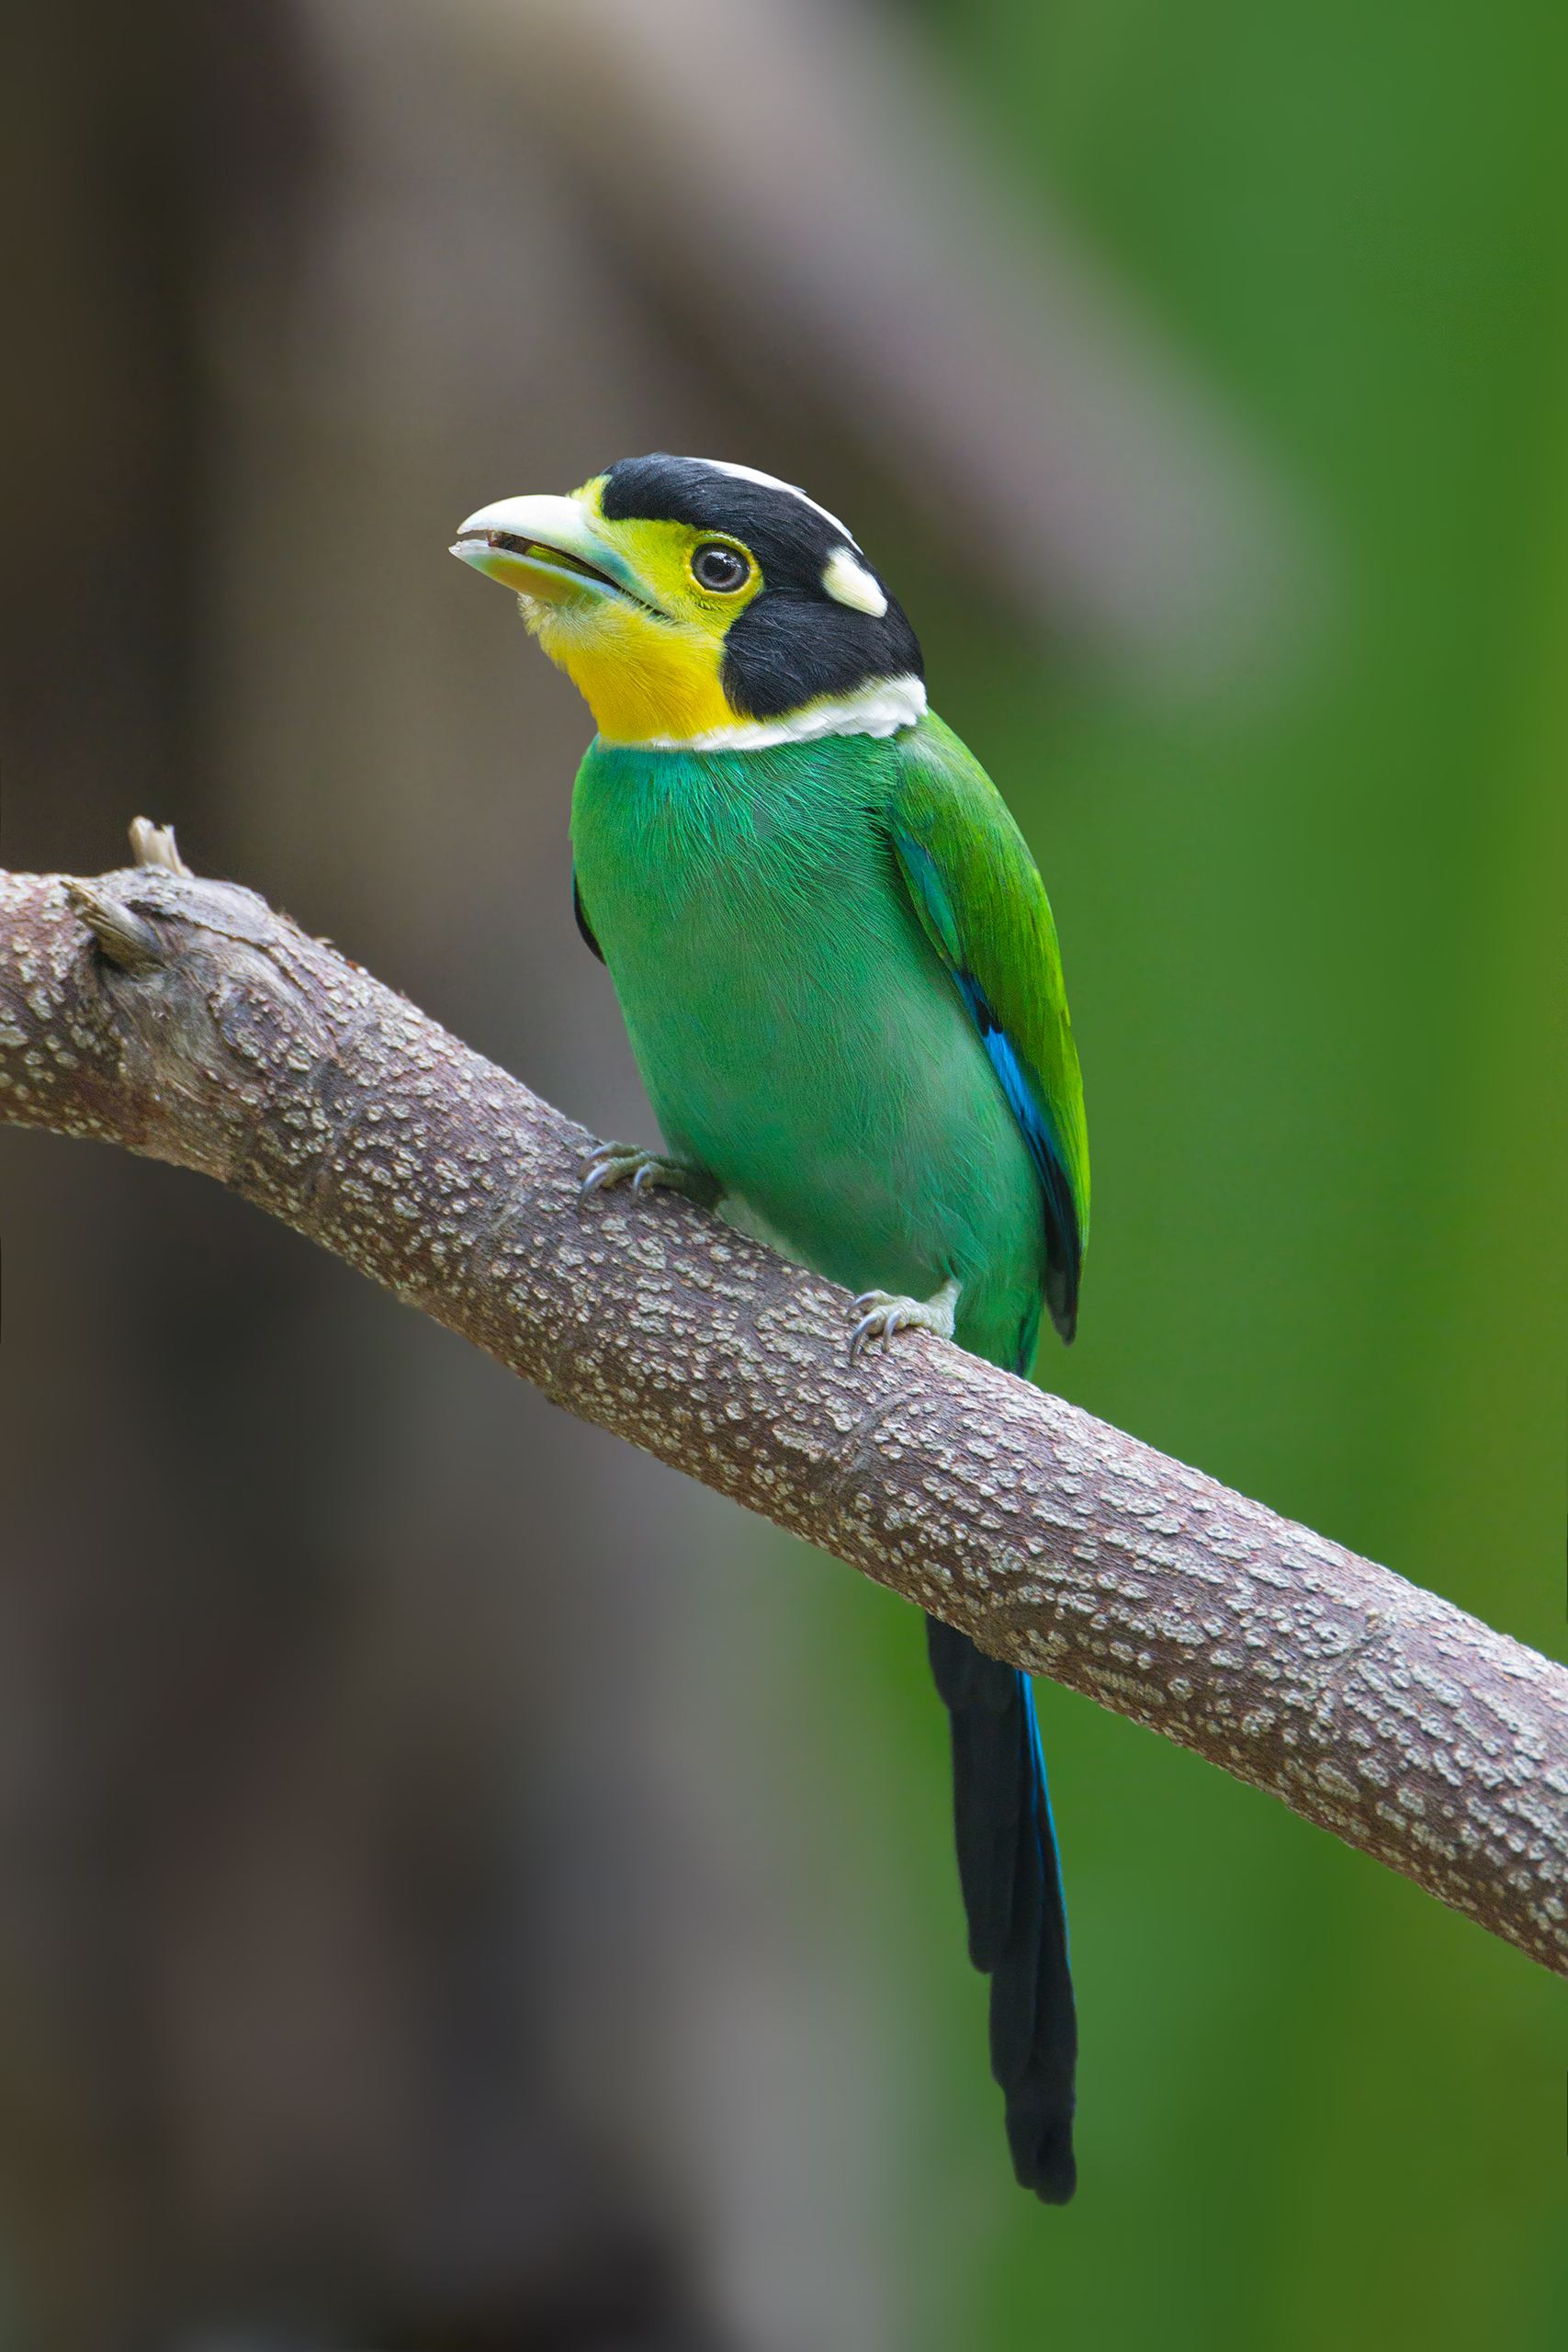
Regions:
[[4, 844, 1565, 1976]]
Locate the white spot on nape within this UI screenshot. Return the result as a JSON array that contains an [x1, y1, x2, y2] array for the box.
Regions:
[[698, 459, 860, 546], [821, 548, 888, 617]]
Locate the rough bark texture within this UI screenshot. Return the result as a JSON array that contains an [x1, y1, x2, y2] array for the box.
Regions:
[[5, 853, 1566, 1979]]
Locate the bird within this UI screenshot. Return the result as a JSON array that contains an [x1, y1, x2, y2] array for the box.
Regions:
[[451, 454, 1089, 2204]]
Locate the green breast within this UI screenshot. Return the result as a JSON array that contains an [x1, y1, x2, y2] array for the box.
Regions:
[[570, 729, 1047, 1371]]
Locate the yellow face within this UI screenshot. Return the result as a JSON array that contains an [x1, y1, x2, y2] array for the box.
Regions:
[[452, 474, 764, 742]]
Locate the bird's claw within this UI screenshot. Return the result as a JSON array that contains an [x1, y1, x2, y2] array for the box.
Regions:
[[847, 1279, 961, 1364], [579, 1142, 668, 1200], [579, 1143, 717, 1208], [849, 1291, 920, 1362]]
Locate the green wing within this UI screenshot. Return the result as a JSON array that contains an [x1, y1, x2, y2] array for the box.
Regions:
[[887, 713, 1089, 1344]]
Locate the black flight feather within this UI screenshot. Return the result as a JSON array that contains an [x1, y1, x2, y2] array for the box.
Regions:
[[926, 1615, 1077, 2204], [573, 870, 605, 963]]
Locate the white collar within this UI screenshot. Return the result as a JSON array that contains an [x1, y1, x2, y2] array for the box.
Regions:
[[638, 674, 927, 753]]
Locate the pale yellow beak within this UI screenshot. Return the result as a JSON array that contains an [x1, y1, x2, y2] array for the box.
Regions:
[[450, 492, 661, 611]]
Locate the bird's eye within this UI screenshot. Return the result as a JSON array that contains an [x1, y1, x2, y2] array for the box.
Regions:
[[692, 542, 750, 594]]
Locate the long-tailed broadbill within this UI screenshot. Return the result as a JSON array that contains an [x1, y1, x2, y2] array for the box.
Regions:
[[452, 455, 1089, 2203]]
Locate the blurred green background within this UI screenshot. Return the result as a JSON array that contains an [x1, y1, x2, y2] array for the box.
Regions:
[[810, 0, 1568, 2342], [3, 0, 1563, 2345]]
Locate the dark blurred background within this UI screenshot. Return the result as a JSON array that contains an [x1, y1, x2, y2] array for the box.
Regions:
[[2, 0, 1563, 2346]]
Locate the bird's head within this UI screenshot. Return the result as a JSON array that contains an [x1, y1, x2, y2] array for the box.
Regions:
[[451, 455, 924, 747]]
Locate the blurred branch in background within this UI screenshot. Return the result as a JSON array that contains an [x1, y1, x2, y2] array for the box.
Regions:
[[5, 851, 1564, 1980], [432, 0, 1316, 692]]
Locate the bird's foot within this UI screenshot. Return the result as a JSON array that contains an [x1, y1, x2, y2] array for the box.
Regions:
[[848, 1276, 961, 1363], [579, 1141, 719, 1209]]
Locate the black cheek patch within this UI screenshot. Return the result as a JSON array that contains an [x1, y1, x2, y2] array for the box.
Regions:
[[721, 593, 923, 720]]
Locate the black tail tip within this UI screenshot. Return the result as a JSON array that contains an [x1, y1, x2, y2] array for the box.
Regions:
[[1010, 2112, 1077, 2206]]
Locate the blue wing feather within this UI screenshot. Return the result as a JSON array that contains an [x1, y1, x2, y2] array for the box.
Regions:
[[949, 967, 1085, 1350]]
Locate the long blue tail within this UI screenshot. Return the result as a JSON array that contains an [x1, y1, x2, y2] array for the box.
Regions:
[[926, 1616, 1077, 2203]]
